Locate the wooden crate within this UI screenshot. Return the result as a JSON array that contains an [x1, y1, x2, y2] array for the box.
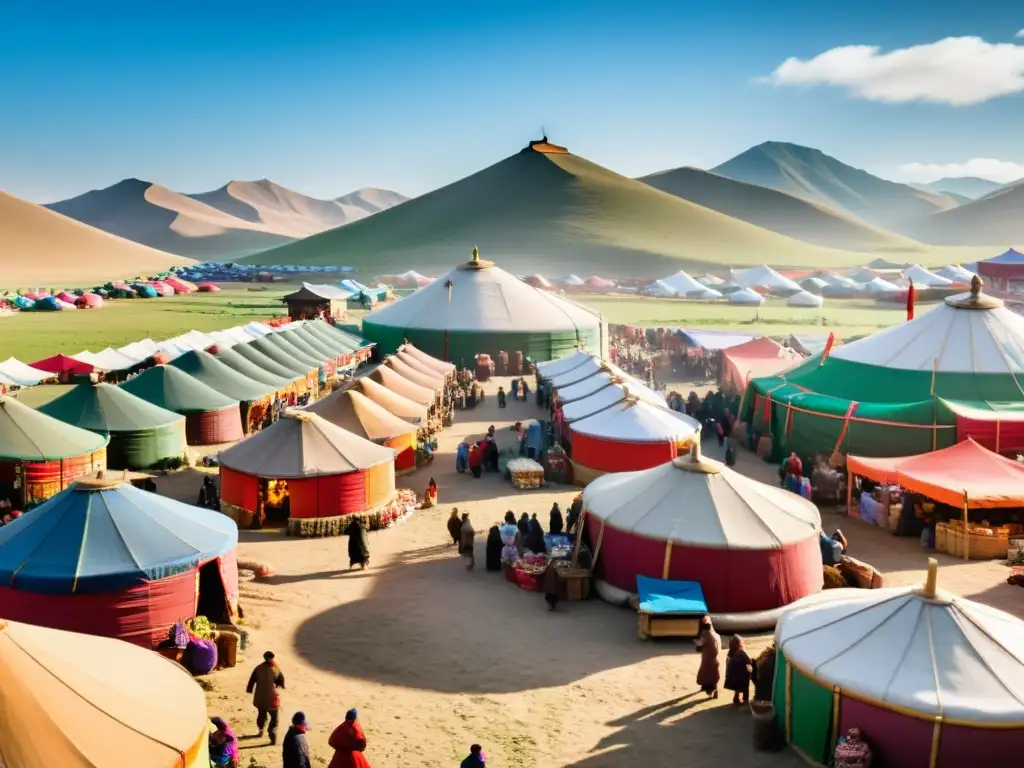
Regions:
[[638, 612, 702, 640], [556, 567, 591, 601]]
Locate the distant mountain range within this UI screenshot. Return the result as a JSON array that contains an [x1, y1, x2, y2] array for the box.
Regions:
[[916, 177, 1005, 200], [900, 179, 1024, 245], [46, 180, 408, 259]]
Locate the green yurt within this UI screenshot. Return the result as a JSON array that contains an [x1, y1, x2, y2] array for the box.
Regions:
[[38, 382, 186, 470], [742, 277, 1024, 461], [360, 248, 605, 363], [169, 350, 276, 434]]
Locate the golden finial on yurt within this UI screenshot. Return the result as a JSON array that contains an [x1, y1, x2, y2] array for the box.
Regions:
[[918, 557, 939, 599], [472, 246, 480, 264], [971, 275, 983, 296]]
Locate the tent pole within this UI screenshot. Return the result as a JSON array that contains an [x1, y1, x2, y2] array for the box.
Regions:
[[591, 520, 606, 567], [830, 686, 841, 753], [570, 509, 587, 567], [963, 490, 970, 561], [785, 662, 793, 743], [846, 470, 853, 517], [929, 716, 943, 768], [661, 541, 673, 580]]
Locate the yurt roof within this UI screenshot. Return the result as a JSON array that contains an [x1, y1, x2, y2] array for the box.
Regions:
[[362, 251, 601, 333], [562, 383, 666, 422], [693, 287, 723, 300], [274, 326, 338, 364], [934, 264, 977, 283], [71, 348, 138, 373], [982, 247, 1024, 265], [831, 279, 1024, 374], [356, 376, 429, 422], [0, 396, 109, 461], [645, 279, 678, 297], [0, 357, 56, 386], [170, 349, 276, 401], [373, 364, 435, 405], [786, 291, 824, 307], [903, 264, 953, 286], [293, 322, 355, 355], [305, 321, 368, 352], [395, 350, 447, 383], [306, 388, 415, 441], [776, 569, 1024, 723], [245, 337, 316, 376], [388, 355, 443, 390], [120, 365, 238, 414], [583, 449, 820, 548], [261, 331, 325, 370], [729, 287, 765, 305], [38, 382, 184, 433], [555, 371, 617, 403], [0, 479, 236, 593], [212, 346, 296, 388], [536, 351, 595, 379], [730, 265, 802, 293], [401, 342, 456, 374], [570, 398, 700, 442], [0, 620, 208, 768], [660, 270, 706, 295], [862, 276, 900, 292], [218, 409, 396, 478], [548, 356, 606, 388]]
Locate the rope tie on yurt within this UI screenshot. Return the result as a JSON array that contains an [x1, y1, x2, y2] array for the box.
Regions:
[[830, 401, 859, 465], [591, 520, 606, 568]]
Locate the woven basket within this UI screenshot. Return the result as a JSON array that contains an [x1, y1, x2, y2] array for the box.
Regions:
[[935, 522, 948, 554]]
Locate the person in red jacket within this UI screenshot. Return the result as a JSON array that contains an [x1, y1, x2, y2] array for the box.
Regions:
[[328, 709, 370, 768]]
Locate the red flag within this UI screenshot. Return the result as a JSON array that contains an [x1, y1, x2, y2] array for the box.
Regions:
[[906, 278, 916, 321], [820, 332, 835, 365]]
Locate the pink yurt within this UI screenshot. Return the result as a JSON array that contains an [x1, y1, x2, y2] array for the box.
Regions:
[[567, 396, 700, 484], [56, 291, 77, 304], [75, 293, 103, 309], [582, 446, 822, 615]]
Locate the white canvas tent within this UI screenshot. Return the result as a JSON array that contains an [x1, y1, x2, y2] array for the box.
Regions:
[[730, 265, 802, 295], [786, 291, 824, 308], [561, 382, 666, 422], [903, 264, 953, 287], [0, 358, 57, 386], [862, 277, 901, 293], [729, 288, 765, 306], [659, 270, 706, 295], [536, 351, 596, 380], [934, 264, 977, 283]]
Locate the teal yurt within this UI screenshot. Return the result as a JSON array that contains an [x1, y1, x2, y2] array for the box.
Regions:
[[38, 382, 186, 469], [742, 277, 1024, 460], [360, 248, 606, 363]]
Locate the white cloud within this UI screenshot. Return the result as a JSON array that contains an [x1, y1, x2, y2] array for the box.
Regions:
[[898, 158, 1024, 184], [1017, 29, 1024, 38], [762, 36, 1024, 105]]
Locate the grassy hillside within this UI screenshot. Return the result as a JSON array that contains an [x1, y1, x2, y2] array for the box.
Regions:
[[900, 180, 1024, 246], [242, 145, 881, 276], [712, 142, 958, 228], [0, 189, 193, 285], [638, 166, 924, 253], [918, 177, 1003, 200]]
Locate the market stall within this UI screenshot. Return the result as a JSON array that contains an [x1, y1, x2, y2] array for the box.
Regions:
[[773, 560, 1024, 766], [846, 438, 1024, 559], [0, 619, 210, 768], [0, 477, 238, 647]]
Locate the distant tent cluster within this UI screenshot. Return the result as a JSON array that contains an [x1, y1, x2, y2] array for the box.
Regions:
[[174, 261, 354, 284], [1, 273, 222, 313], [517, 274, 620, 293]]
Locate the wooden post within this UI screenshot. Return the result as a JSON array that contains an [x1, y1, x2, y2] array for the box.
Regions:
[[996, 420, 1002, 453], [570, 508, 587, 568], [591, 520, 606, 567], [846, 469, 854, 517], [929, 716, 943, 768], [661, 541, 673, 579], [962, 490, 970, 561]]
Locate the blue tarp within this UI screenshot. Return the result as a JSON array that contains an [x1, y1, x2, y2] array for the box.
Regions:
[[981, 248, 1024, 265], [0, 482, 237, 594], [636, 576, 708, 615], [677, 329, 758, 350]]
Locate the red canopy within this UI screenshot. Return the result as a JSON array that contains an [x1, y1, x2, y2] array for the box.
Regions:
[[28, 355, 94, 375], [721, 337, 800, 391], [847, 438, 1024, 508]]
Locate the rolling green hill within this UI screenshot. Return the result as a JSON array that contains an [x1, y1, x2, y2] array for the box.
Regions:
[[638, 166, 924, 253], [712, 142, 959, 228], [900, 180, 1024, 246], [242, 141, 876, 277]]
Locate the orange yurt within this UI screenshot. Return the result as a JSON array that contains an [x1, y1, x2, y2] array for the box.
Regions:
[[217, 409, 396, 536], [386, 355, 444, 393], [372, 365, 435, 407], [356, 376, 429, 424], [307, 388, 418, 474]]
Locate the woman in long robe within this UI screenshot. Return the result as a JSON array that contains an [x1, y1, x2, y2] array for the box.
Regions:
[[695, 615, 721, 698], [525, 516, 547, 554], [485, 524, 502, 571], [460, 513, 476, 570], [446, 508, 462, 546], [345, 518, 370, 570], [549, 503, 564, 534]]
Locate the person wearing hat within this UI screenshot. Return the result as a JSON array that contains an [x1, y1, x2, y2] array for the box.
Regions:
[[328, 708, 371, 768], [460, 744, 486, 767], [245, 651, 285, 745], [283, 712, 312, 768]]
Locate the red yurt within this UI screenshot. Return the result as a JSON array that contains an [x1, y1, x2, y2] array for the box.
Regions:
[[0, 477, 238, 647], [372, 365, 435, 406], [568, 396, 701, 484], [75, 293, 104, 309], [582, 445, 822, 616], [386, 356, 444, 392], [307, 388, 418, 474], [401, 342, 456, 377], [356, 376, 429, 424], [218, 409, 397, 534], [720, 336, 801, 392], [197, 282, 221, 293], [0, 396, 108, 508]]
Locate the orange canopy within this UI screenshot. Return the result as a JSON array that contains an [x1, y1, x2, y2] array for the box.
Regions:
[[847, 438, 1024, 508], [721, 337, 800, 391]]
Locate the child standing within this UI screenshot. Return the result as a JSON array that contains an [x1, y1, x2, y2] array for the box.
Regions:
[[724, 635, 753, 705]]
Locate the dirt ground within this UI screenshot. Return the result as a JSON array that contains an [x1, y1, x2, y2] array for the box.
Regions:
[[156, 375, 1021, 768]]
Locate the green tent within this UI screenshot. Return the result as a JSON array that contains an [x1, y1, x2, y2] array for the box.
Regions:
[[246, 338, 317, 377], [742, 283, 1024, 461], [38, 382, 186, 469], [233, 341, 309, 381], [273, 327, 334, 366], [360, 252, 604, 363], [261, 333, 324, 371], [304, 321, 366, 354], [170, 349, 276, 402], [120, 365, 237, 414], [0, 396, 108, 461], [213, 347, 297, 389], [284, 325, 345, 360]]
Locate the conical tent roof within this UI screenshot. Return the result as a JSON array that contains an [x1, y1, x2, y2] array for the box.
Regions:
[[536, 351, 595, 379], [274, 327, 335, 365], [246, 338, 315, 376], [0, 479, 237, 593], [903, 264, 953, 286], [356, 376, 429, 422], [0, 396, 108, 461], [862, 276, 899, 292], [786, 291, 824, 307], [548, 356, 606, 388], [233, 340, 308, 380], [373, 365, 435, 405], [261, 332, 324, 370], [285, 324, 345, 359], [306, 388, 416, 441], [38, 382, 184, 434], [562, 383, 666, 422], [570, 398, 700, 442], [660, 270, 706, 295], [396, 351, 448, 384], [363, 254, 600, 333], [0, 619, 208, 768], [0, 358, 56, 386], [584, 450, 820, 548], [213, 346, 296, 388], [170, 349, 276, 401], [218, 409, 395, 478], [120, 365, 238, 414], [555, 371, 616, 404], [729, 287, 765, 305], [388, 355, 443, 389], [402, 342, 456, 375], [730, 265, 802, 294], [776, 572, 1024, 722], [304, 321, 363, 353]]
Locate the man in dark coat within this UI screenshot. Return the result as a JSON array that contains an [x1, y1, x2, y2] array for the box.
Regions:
[[246, 651, 285, 744], [283, 711, 312, 768]]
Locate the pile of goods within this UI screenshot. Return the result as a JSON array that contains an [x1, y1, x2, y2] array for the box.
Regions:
[[508, 458, 544, 490], [937, 520, 1021, 560], [286, 489, 418, 537], [159, 617, 239, 675], [506, 553, 548, 591], [823, 565, 848, 589]]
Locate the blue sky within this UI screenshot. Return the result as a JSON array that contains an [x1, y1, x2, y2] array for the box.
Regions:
[[1, 1, 1021, 202]]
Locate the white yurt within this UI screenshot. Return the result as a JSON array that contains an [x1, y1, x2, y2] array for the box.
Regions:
[[903, 264, 953, 286], [660, 270, 706, 295], [862, 276, 901, 293], [560, 382, 666, 423], [691, 287, 724, 301], [644, 279, 680, 297], [730, 265, 802, 296], [774, 561, 1024, 766], [934, 264, 977, 283], [729, 287, 766, 306], [786, 291, 825, 308], [799, 277, 829, 295], [582, 445, 822, 616], [536, 351, 596, 380]]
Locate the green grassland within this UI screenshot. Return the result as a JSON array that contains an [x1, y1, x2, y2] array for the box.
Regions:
[[0, 284, 921, 362]]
